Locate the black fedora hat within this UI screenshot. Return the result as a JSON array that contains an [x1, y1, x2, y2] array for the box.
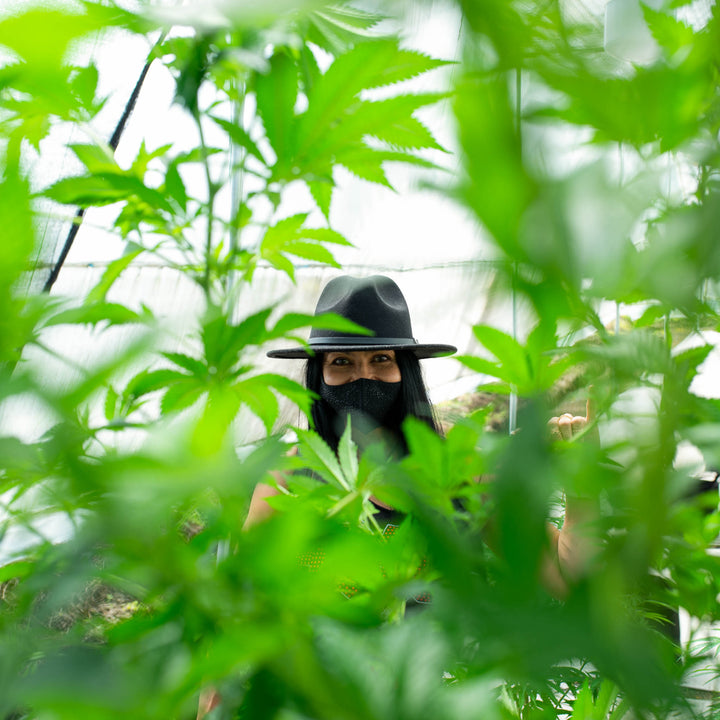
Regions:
[[267, 275, 457, 360]]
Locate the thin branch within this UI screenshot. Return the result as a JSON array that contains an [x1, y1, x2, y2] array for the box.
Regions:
[[195, 111, 217, 299]]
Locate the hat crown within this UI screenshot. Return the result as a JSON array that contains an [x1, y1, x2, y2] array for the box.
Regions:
[[310, 275, 414, 342], [265, 274, 456, 359]]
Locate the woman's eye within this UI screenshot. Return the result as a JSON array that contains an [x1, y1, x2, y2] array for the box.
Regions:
[[374, 354, 391, 362], [331, 357, 350, 366]]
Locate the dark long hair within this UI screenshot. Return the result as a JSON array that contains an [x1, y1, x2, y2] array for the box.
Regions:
[[304, 350, 440, 453]]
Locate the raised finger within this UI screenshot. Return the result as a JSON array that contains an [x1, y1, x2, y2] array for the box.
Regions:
[[585, 397, 596, 424]]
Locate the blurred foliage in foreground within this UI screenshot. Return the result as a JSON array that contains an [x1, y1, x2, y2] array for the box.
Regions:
[[1, 0, 720, 718]]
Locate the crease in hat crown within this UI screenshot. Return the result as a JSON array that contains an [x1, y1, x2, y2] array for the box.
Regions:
[[267, 275, 457, 360]]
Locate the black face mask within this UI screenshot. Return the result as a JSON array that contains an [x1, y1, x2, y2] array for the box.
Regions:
[[320, 378, 402, 430]]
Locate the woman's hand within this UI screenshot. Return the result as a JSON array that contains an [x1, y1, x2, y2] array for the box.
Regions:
[[548, 398, 596, 443], [544, 399, 600, 595]]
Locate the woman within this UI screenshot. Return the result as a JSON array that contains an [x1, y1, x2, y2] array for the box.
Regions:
[[245, 274, 457, 526]]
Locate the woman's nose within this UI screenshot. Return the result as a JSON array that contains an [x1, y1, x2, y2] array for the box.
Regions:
[[355, 360, 375, 380]]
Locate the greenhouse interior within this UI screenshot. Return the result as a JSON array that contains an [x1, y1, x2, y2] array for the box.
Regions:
[[1, 0, 720, 718]]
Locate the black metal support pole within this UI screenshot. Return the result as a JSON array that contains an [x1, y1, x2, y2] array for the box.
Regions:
[[43, 46, 158, 293]]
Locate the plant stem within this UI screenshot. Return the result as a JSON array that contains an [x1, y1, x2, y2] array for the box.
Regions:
[[227, 90, 246, 275], [195, 110, 217, 301]]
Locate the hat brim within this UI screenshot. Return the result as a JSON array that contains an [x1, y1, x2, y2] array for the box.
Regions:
[[266, 343, 457, 360]]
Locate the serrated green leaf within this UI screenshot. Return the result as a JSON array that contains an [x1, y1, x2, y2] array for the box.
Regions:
[[262, 251, 296, 281], [367, 112, 446, 152], [635, 304, 670, 328], [313, 5, 384, 32], [79, 1, 154, 35], [297, 39, 450, 156], [347, 149, 442, 173], [609, 700, 630, 720], [162, 352, 208, 377], [210, 115, 266, 164], [255, 51, 298, 164], [132, 141, 173, 177], [403, 415, 446, 483], [296, 427, 349, 491], [262, 213, 356, 277], [361, 42, 451, 90], [192, 386, 243, 456], [228, 306, 273, 355], [160, 382, 205, 415], [174, 35, 212, 114], [266, 312, 370, 342], [0, 559, 35, 583], [1, 64, 78, 124], [260, 214, 351, 273], [570, 681, 594, 720], [125, 368, 191, 399], [104, 385, 120, 421], [455, 355, 504, 380], [313, 311, 375, 337], [231, 307, 275, 350], [261, 213, 309, 252], [594, 680, 619, 719], [643, 5, 695, 56], [174, 147, 224, 164], [304, 6, 385, 56], [297, 228, 351, 245], [258, 373, 314, 418], [673, 344, 713, 384], [17, 113, 51, 152], [164, 161, 188, 211], [472, 325, 529, 385], [455, 75, 535, 254], [42, 175, 130, 206], [307, 94, 448, 162], [0, 435, 40, 472], [70, 63, 100, 111], [86, 246, 144, 304], [43, 173, 173, 212], [297, 43, 322, 96], [44, 302, 142, 327], [231, 202, 253, 233], [200, 308, 274, 376], [0, 9, 106, 68], [266, 312, 327, 340], [70, 143, 119, 174], [338, 153, 392, 188], [236, 377, 280, 435], [536, 62, 711, 151], [580, 331, 671, 377], [282, 240, 341, 266], [308, 178, 334, 220], [0, 164, 34, 314], [336, 418, 358, 491]]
